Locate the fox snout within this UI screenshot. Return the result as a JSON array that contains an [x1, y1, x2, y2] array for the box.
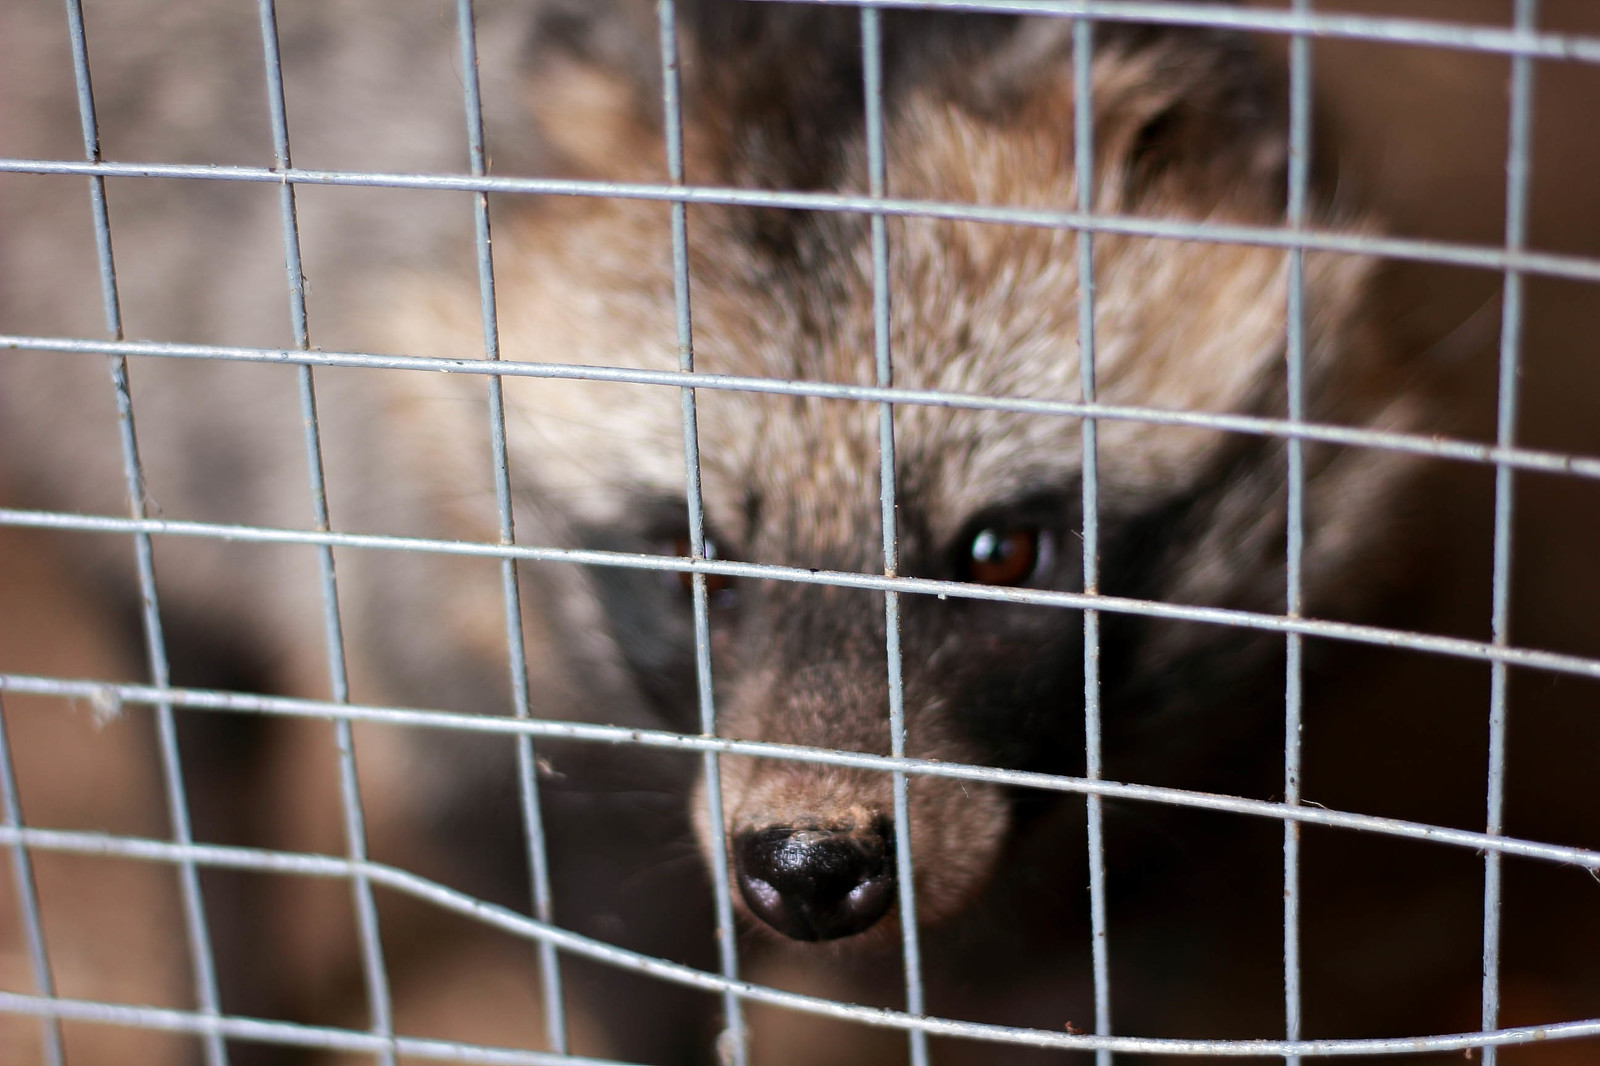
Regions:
[[733, 819, 895, 941], [704, 712, 1011, 942]]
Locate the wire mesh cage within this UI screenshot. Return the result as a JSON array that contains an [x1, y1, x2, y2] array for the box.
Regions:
[[1, 1, 1598, 1064]]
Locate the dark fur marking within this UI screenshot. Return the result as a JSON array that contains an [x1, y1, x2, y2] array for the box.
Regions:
[[575, 498, 711, 730], [585, 425, 1286, 797]]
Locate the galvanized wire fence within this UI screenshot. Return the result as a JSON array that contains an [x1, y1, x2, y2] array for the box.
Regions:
[[1, 1, 1599, 1064]]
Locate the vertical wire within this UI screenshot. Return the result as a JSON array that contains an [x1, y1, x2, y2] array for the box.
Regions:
[[655, 5, 748, 1062], [1483, 3, 1537, 1062], [1282, 4, 1313, 1063], [454, 0, 568, 1051], [0, 694, 65, 1066], [255, 4, 394, 1060], [1072, 18, 1112, 1066], [861, 12, 929, 1066], [60, 5, 229, 1063]]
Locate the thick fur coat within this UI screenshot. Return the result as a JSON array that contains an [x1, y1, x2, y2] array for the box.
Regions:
[[0, 2, 1432, 1062]]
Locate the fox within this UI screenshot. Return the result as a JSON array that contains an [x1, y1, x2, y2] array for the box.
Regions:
[[0, 0, 1431, 1062]]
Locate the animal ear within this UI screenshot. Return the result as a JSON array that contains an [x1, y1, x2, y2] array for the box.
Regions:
[[1096, 30, 1289, 209], [952, 20, 1289, 210]]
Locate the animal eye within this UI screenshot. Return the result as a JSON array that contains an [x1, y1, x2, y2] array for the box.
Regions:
[[960, 526, 1052, 587], [672, 535, 737, 604]]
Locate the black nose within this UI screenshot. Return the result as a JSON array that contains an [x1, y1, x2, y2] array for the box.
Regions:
[[733, 823, 896, 941]]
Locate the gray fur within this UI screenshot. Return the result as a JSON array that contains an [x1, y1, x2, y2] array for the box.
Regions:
[[0, 1, 1431, 1057]]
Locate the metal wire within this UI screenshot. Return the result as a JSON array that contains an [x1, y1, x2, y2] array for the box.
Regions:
[[6, 329, 1600, 480], [747, 0, 1600, 64], [0, 989, 634, 1066], [1072, 16, 1114, 1066], [5, 158, 1599, 284], [0, 694, 63, 1066], [455, 0, 569, 1051], [6, 506, 1599, 684], [0, 827, 1593, 1059], [4, 2, 1598, 1062], [859, 11, 931, 1065], [254, 4, 397, 1061], [59, 3, 228, 1062], [655, 4, 749, 1060], [1482, 4, 1540, 1063], [3, 675, 1596, 876], [1282, 3, 1313, 1061]]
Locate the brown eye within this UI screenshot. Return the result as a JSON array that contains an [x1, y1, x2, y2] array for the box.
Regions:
[[672, 535, 736, 602], [963, 526, 1050, 587]]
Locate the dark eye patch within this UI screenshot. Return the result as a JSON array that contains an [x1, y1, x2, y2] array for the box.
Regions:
[[573, 496, 743, 725]]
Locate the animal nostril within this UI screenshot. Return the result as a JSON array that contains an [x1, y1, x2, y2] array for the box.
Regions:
[[733, 823, 895, 941]]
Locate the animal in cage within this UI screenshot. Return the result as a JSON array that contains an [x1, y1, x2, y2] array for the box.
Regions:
[[0, 0, 1457, 1062], [463, 1, 1430, 947]]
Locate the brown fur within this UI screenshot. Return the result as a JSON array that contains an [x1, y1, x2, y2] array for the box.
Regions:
[[377, 14, 1425, 931], [0, 1, 1440, 1057]]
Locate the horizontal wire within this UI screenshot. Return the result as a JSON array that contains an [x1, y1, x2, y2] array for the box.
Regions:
[[2, 672, 1597, 872], [2, 507, 1598, 682], [4, 334, 1599, 483], [8, 7, 1597, 1055], [0, 694, 64, 1066], [3, 158, 1600, 284], [0, 990, 633, 1066], [746, 0, 1600, 64], [9, 3, 1594, 1060], [0, 828, 1594, 1058]]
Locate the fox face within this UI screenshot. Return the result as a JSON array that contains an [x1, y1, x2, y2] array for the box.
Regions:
[[385, 6, 1424, 942]]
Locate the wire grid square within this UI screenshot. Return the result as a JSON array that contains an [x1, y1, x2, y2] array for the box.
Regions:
[[1, 1, 1599, 1064]]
